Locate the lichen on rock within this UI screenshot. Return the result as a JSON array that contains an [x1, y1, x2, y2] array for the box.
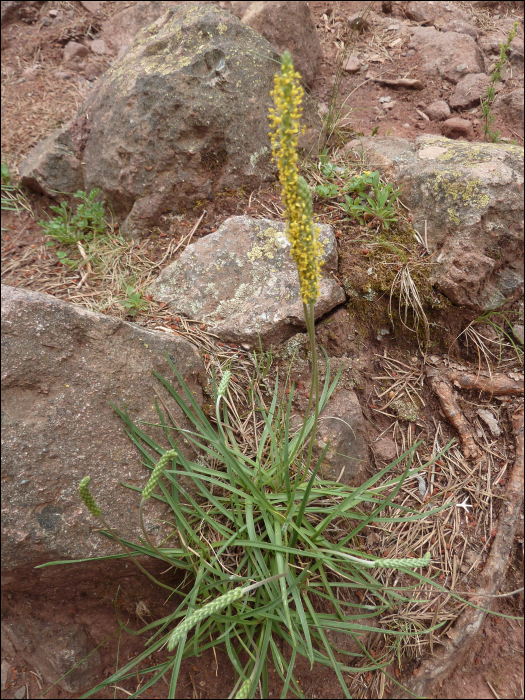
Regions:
[[149, 216, 345, 347]]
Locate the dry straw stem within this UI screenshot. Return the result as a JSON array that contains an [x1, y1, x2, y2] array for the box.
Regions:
[[348, 350, 518, 696], [4, 209, 203, 318], [390, 404, 524, 699], [371, 353, 426, 420]]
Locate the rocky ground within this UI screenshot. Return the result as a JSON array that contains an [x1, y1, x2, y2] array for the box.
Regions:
[[1, 1, 524, 699]]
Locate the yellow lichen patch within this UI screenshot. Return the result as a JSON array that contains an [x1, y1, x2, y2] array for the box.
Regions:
[[447, 208, 460, 224], [417, 137, 522, 165], [247, 226, 287, 263], [432, 171, 490, 209]]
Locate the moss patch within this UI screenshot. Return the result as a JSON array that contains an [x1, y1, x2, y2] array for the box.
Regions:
[[338, 218, 449, 346]]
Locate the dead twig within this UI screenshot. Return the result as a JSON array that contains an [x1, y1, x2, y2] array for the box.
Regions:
[[443, 368, 524, 396], [425, 365, 481, 459]]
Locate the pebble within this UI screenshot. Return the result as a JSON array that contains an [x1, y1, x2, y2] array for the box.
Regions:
[[1, 661, 10, 691], [513, 324, 524, 344], [441, 117, 473, 140], [478, 409, 501, 437], [344, 56, 361, 73], [424, 100, 451, 121]]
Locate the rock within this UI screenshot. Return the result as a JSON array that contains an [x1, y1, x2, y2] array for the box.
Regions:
[[22, 66, 39, 81], [350, 136, 524, 310], [424, 100, 451, 121], [219, 1, 253, 19], [409, 27, 484, 84], [18, 122, 87, 197], [344, 56, 361, 73], [88, 38, 109, 55], [313, 390, 369, 486], [347, 12, 370, 32], [493, 88, 524, 134], [83, 62, 101, 81], [63, 41, 89, 62], [405, 1, 467, 25], [99, 1, 178, 57], [509, 36, 524, 65], [479, 19, 523, 56], [374, 437, 397, 463], [1, 617, 100, 693], [513, 324, 524, 344], [19, 4, 321, 238], [149, 216, 346, 348], [441, 117, 474, 140], [1, 661, 9, 691], [242, 1, 322, 88], [54, 70, 75, 80], [383, 99, 397, 111], [477, 409, 502, 437], [435, 18, 478, 39], [1, 285, 206, 576], [80, 0, 102, 12], [450, 73, 490, 110], [1, 0, 40, 27]]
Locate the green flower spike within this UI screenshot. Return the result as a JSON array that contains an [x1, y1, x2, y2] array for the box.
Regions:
[[142, 450, 177, 500], [217, 370, 232, 398], [168, 585, 245, 651], [79, 476, 101, 517], [234, 677, 251, 699], [375, 551, 431, 570], [167, 572, 286, 652]]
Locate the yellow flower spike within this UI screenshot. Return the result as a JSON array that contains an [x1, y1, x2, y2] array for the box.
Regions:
[[269, 51, 323, 304]]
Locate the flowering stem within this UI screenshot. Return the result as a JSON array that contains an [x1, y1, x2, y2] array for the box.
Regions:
[[304, 301, 320, 477]]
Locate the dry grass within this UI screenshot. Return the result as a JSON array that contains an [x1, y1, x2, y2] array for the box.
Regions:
[[340, 349, 518, 697]]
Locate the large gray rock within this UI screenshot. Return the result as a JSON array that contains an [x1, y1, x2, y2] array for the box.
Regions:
[[19, 3, 321, 237], [149, 216, 346, 348], [353, 136, 524, 311], [242, 1, 322, 88], [409, 27, 484, 84], [1, 285, 206, 577]]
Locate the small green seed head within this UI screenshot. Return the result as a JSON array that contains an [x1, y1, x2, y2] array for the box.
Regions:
[[142, 450, 177, 500], [375, 552, 431, 570], [234, 677, 251, 699], [79, 476, 101, 518], [217, 370, 232, 398], [167, 586, 246, 651]]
